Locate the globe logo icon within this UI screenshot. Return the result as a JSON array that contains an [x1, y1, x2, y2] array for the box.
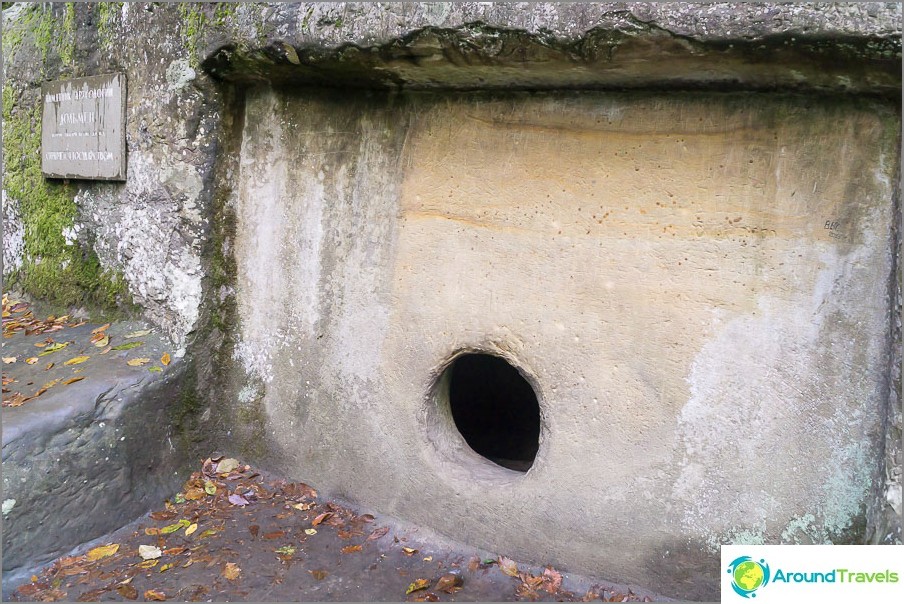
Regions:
[[727, 556, 771, 598]]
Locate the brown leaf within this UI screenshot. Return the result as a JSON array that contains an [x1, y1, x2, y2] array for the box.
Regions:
[[91, 323, 111, 334], [468, 557, 480, 572], [542, 566, 563, 593], [263, 530, 285, 540], [144, 589, 167, 601], [406, 579, 431, 595], [222, 562, 241, 581], [436, 573, 464, 594], [341, 544, 362, 554], [309, 570, 329, 580], [249, 525, 260, 538], [516, 582, 540, 601], [149, 511, 177, 521], [184, 487, 206, 501], [116, 583, 138, 600], [311, 512, 333, 526], [411, 594, 439, 602], [360, 513, 375, 522], [367, 526, 390, 541], [62, 376, 85, 385]]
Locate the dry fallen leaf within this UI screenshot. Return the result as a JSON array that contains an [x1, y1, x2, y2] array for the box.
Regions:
[[274, 545, 296, 556], [2, 357, 16, 364], [93, 335, 109, 348], [341, 544, 362, 554], [159, 563, 174, 573], [63, 355, 89, 366], [304, 528, 317, 536], [436, 573, 464, 594], [411, 593, 440, 602], [542, 567, 563, 593], [126, 357, 150, 367], [263, 530, 285, 540], [138, 544, 162, 560], [116, 583, 138, 600], [402, 547, 418, 556], [137, 559, 159, 569], [92, 323, 111, 334], [62, 376, 86, 385], [216, 458, 240, 473], [310, 569, 329, 580], [223, 562, 241, 581], [367, 526, 389, 541], [25, 357, 38, 365], [312, 512, 333, 526], [499, 556, 519, 577], [161, 352, 171, 366], [86, 543, 119, 561], [144, 589, 167, 601], [228, 493, 249, 506], [185, 523, 198, 536], [406, 579, 431, 595], [125, 329, 152, 338]]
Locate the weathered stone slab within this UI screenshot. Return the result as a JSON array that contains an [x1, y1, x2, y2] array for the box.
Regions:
[[231, 89, 899, 600], [1, 321, 188, 589], [41, 73, 127, 181]]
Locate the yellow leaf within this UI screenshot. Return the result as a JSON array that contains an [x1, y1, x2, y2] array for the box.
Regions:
[[161, 352, 171, 366], [93, 335, 109, 348], [137, 559, 159, 569], [38, 342, 68, 356], [86, 543, 119, 561], [223, 562, 241, 581], [304, 528, 317, 536], [144, 588, 166, 601], [2, 357, 16, 364], [185, 523, 198, 536], [126, 358, 150, 367], [159, 563, 174, 573], [64, 356, 90, 366], [62, 376, 85, 385], [402, 547, 418, 556], [25, 357, 38, 365], [406, 579, 430, 595]]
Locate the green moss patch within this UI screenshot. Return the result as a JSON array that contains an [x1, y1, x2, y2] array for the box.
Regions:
[[3, 83, 131, 314]]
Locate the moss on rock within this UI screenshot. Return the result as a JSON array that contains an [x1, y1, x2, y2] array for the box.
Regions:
[[2, 83, 131, 315]]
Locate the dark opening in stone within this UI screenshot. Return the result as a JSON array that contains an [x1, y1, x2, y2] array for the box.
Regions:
[[447, 354, 540, 472]]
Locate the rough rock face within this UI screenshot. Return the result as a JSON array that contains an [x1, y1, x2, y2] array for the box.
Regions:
[[3, 2, 219, 348], [1, 3, 900, 601]]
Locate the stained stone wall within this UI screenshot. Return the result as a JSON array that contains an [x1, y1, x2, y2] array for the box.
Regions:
[[2, 3, 900, 600]]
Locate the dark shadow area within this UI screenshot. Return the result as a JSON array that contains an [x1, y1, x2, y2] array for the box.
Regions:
[[448, 354, 540, 472]]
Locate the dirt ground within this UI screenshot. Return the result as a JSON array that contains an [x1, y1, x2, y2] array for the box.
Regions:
[[7, 456, 664, 602]]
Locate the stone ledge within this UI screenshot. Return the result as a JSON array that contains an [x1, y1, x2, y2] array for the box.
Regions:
[[1, 321, 191, 591]]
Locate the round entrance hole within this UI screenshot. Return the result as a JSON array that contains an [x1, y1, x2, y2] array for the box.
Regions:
[[445, 353, 540, 472]]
